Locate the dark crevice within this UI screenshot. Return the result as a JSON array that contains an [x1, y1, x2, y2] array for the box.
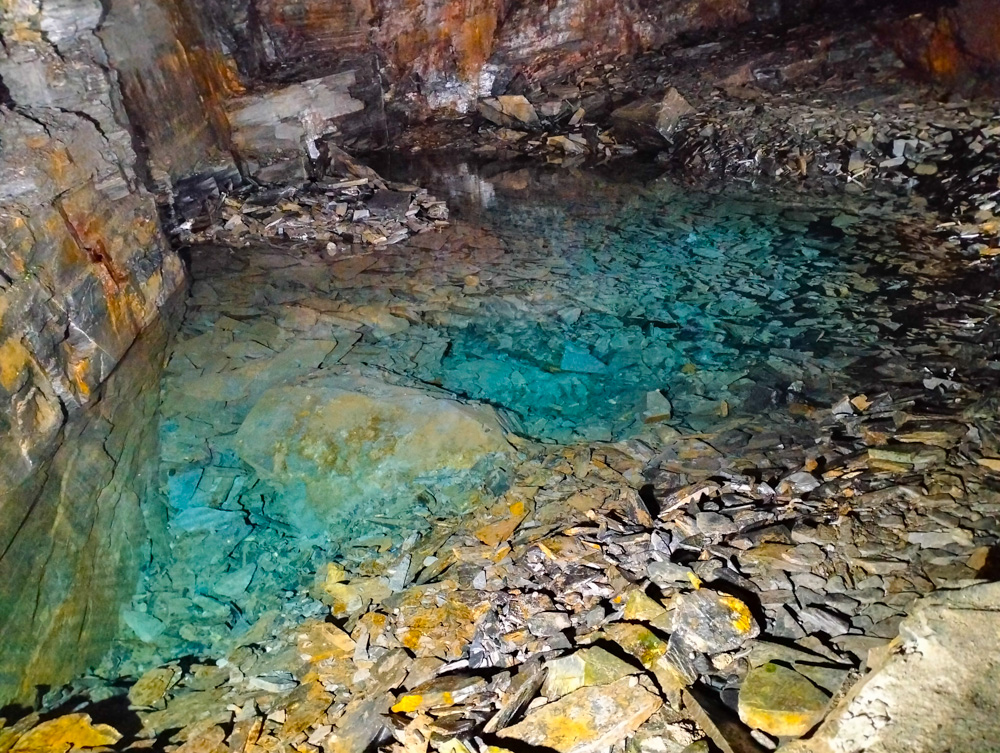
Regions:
[[56, 106, 109, 141], [0, 73, 15, 109]]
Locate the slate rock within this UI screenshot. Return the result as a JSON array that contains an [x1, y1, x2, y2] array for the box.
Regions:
[[541, 647, 638, 699], [497, 676, 662, 753], [738, 662, 831, 738], [670, 589, 759, 654]]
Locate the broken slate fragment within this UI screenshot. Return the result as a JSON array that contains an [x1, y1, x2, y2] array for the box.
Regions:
[[541, 647, 638, 699], [670, 590, 759, 654], [738, 662, 830, 738], [478, 96, 540, 129], [497, 675, 662, 753]]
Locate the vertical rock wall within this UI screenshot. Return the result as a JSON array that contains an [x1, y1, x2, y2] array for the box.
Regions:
[[183, 0, 859, 117], [0, 0, 230, 705]]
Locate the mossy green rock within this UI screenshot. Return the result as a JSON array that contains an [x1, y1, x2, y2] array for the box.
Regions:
[[738, 662, 831, 738]]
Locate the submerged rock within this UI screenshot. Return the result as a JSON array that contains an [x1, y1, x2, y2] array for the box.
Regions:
[[234, 371, 515, 538]]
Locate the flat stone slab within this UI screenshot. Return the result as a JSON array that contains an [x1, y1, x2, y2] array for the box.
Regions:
[[497, 675, 662, 753]]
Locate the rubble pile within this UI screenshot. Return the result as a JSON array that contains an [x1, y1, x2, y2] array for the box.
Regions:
[[174, 152, 448, 253]]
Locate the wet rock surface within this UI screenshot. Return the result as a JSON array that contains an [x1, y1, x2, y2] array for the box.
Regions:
[[3, 2, 1000, 751]]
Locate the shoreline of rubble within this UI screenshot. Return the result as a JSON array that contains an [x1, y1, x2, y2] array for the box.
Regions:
[[6, 361, 1000, 753]]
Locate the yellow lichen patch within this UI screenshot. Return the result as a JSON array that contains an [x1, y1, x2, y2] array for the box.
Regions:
[[474, 492, 532, 547], [391, 694, 424, 713], [281, 682, 333, 738], [394, 584, 491, 659], [721, 595, 755, 634], [9, 713, 121, 753]]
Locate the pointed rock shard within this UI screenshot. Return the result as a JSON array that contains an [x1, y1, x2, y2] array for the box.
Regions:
[[497, 676, 661, 753]]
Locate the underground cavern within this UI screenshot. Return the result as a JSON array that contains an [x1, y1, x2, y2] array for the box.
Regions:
[[2, 0, 1000, 751]]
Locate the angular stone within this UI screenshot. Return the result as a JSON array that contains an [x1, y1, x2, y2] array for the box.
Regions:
[[670, 590, 759, 654], [129, 666, 181, 708], [9, 714, 121, 753], [541, 647, 638, 699], [392, 674, 488, 712], [623, 589, 668, 621], [738, 663, 831, 738], [478, 96, 540, 129], [497, 676, 662, 753]]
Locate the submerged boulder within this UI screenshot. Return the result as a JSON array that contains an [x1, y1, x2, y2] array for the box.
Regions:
[[234, 370, 516, 539]]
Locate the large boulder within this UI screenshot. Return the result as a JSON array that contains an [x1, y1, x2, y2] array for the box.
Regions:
[[234, 371, 516, 540]]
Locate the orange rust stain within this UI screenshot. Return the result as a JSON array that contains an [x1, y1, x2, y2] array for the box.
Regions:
[[0, 339, 33, 391], [69, 356, 93, 399], [456, 11, 498, 76], [926, 19, 963, 78]]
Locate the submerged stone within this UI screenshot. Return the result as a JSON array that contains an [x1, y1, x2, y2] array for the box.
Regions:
[[234, 371, 515, 538]]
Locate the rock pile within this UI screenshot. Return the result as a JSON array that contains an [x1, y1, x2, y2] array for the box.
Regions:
[[174, 149, 448, 254]]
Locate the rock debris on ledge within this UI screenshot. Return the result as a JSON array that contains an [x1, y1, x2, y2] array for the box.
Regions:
[[174, 147, 449, 254]]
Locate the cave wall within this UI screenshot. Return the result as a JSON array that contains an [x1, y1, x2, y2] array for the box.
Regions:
[[0, 0, 231, 705], [885, 0, 1000, 92], [187, 0, 846, 117]]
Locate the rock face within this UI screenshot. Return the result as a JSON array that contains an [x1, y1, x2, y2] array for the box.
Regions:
[[234, 372, 515, 537], [884, 0, 1000, 92], [0, 0, 224, 705], [227, 72, 368, 182], [0, 309, 177, 704], [181, 0, 848, 116], [783, 583, 1000, 753]]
